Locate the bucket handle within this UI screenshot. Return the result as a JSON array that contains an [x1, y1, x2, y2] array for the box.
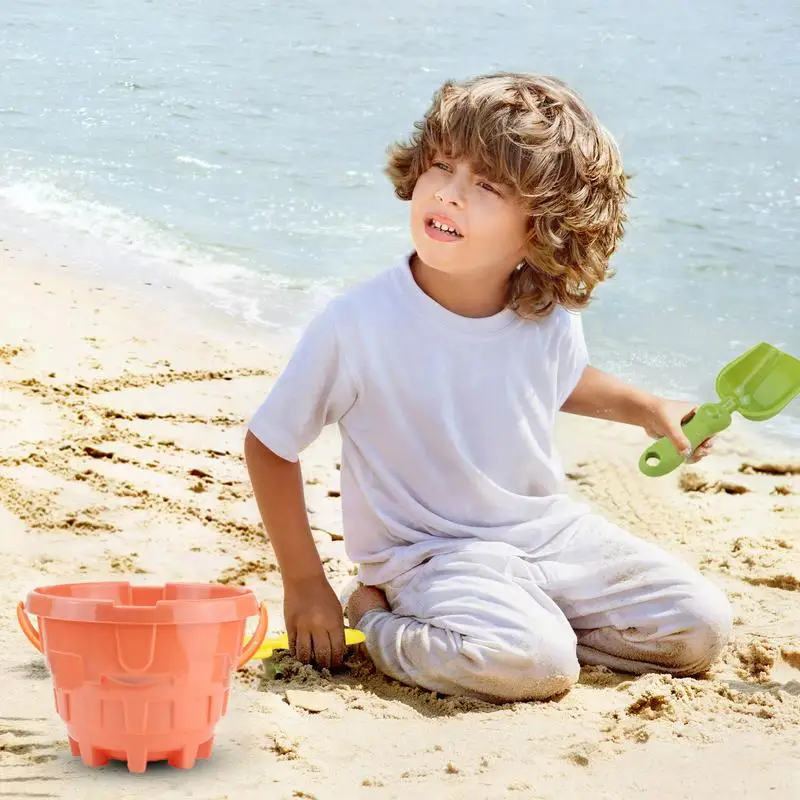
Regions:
[[16, 602, 43, 653], [237, 602, 268, 669]]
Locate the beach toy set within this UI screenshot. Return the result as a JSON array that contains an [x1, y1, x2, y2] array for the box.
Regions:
[[15, 343, 797, 774], [16, 580, 365, 774], [639, 342, 800, 477]]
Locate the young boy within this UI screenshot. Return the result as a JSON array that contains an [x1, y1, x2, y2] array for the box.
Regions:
[[245, 72, 732, 702]]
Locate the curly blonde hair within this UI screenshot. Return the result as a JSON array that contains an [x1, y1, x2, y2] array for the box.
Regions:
[[386, 72, 630, 318]]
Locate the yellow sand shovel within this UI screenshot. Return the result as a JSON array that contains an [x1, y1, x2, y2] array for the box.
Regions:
[[246, 628, 366, 661]]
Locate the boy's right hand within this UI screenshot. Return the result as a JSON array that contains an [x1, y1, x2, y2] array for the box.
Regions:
[[283, 575, 346, 670]]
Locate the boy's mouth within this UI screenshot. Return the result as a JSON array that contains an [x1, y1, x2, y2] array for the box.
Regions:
[[424, 214, 463, 239]]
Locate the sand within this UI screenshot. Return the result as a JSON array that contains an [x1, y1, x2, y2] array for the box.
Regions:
[[1, 236, 798, 799]]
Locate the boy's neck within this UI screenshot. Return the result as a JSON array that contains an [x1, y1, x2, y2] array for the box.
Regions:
[[409, 253, 510, 319]]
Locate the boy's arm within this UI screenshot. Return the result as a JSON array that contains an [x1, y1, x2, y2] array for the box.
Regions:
[[561, 365, 656, 427], [243, 300, 356, 669], [561, 365, 700, 458], [245, 431, 346, 669]]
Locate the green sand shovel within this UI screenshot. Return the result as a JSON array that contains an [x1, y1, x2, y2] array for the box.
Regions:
[[639, 342, 800, 478]]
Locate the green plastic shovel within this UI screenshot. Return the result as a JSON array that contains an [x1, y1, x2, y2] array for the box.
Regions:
[[639, 342, 800, 478]]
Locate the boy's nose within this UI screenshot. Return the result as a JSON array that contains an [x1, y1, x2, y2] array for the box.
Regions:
[[434, 178, 466, 207]]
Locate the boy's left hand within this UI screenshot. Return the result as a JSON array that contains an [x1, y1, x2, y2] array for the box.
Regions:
[[641, 398, 716, 464]]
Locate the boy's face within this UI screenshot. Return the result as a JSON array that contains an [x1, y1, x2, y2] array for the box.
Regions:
[[410, 156, 529, 282]]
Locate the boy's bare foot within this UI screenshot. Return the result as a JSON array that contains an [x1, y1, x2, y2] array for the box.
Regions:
[[346, 584, 390, 626]]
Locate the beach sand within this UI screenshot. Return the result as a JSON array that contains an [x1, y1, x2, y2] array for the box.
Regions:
[[1, 237, 798, 799]]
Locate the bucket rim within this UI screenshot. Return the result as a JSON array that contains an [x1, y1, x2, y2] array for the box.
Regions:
[[24, 581, 260, 624]]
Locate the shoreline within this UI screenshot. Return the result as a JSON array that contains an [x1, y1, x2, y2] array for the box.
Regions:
[[1, 235, 798, 798], [4, 190, 799, 446]]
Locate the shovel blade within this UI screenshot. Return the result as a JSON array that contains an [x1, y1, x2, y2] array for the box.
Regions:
[[716, 342, 800, 421]]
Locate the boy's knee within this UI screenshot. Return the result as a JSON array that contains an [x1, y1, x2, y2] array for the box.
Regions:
[[467, 627, 580, 703], [671, 581, 733, 675]]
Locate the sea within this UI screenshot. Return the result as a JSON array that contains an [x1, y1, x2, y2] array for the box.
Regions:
[[1, 0, 798, 440]]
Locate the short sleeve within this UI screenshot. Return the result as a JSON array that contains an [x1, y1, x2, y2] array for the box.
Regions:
[[247, 302, 357, 461], [554, 308, 590, 408]]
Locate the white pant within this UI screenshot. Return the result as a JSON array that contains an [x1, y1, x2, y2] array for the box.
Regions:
[[352, 515, 733, 702]]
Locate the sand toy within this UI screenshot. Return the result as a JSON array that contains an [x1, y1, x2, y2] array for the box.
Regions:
[[16, 581, 267, 773], [639, 342, 800, 477], [248, 628, 366, 661]]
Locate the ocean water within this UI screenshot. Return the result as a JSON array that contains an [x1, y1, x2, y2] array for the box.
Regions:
[[1, 0, 798, 439]]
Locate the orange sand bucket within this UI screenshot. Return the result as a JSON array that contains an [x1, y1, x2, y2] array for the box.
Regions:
[[16, 581, 267, 774]]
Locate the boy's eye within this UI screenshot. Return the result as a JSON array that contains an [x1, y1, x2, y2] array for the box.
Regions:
[[433, 161, 451, 172], [479, 181, 501, 195]]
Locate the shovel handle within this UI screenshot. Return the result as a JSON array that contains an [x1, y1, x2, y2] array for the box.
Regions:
[[16, 602, 44, 653], [639, 403, 732, 478]]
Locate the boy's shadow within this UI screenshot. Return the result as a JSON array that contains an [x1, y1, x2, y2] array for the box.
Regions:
[[255, 647, 573, 718], [723, 677, 800, 697]]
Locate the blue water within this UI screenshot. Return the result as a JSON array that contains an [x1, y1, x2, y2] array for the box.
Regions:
[[1, 0, 798, 438]]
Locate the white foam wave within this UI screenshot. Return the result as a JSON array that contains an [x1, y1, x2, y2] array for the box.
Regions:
[[0, 176, 243, 274], [175, 155, 223, 170], [0, 174, 334, 327]]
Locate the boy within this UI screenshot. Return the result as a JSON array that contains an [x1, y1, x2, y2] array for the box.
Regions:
[[245, 73, 732, 702]]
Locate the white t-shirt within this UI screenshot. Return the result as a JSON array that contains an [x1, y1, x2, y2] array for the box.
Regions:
[[248, 255, 591, 585]]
